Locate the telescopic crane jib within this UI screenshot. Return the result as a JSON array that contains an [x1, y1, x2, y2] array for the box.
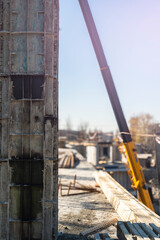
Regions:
[[78, 0, 154, 211]]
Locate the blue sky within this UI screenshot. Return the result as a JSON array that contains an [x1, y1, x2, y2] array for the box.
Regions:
[[59, 0, 160, 132]]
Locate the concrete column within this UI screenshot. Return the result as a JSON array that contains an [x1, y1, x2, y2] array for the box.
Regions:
[[0, 0, 59, 239]]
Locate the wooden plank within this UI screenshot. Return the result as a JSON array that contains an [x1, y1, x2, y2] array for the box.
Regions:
[[63, 156, 69, 168], [70, 153, 74, 168], [80, 218, 117, 236], [94, 233, 101, 239], [124, 222, 143, 240], [149, 223, 160, 236], [140, 223, 159, 239], [132, 223, 150, 239], [94, 171, 160, 226], [117, 221, 133, 240], [58, 155, 66, 168]]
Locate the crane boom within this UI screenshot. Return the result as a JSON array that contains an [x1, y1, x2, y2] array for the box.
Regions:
[[78, 0, 154, 211]]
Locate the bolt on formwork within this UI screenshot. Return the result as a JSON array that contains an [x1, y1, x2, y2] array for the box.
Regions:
[[0, 0, 59, 239]]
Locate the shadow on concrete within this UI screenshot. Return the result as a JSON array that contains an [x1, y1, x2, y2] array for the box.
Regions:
[[58, 233, 94, 240]]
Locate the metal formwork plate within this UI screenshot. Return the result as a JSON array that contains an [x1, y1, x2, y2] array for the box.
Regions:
[[11, 35, 27, 73], [10, 186, 43, 220], [12, 0, 27, 31], [30, 135, 43, 159], [0, 162, 8, 201], [31, 222, 42, 239], [28, 0, 44, 32], [10, 101, 23, 134], [9, 222, 26, 240], [30, 101, 44, 133], [0, 204, 8, 240], [28, 35, 44, 73], [11, 0, 44, 74]]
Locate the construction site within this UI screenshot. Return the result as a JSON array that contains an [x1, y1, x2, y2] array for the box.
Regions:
[[1, 0, 160, 239]]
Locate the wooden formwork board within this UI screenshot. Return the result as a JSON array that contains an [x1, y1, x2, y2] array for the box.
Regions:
[[94, 171, 160, 226]]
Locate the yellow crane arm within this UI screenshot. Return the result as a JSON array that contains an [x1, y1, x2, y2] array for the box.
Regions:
[[78, 0, 154, 211], [123, 141, 154, 211]]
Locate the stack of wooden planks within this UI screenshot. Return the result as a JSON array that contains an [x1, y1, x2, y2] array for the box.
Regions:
[[117, 221, 160, 240], [82, 221, 160, 239], [58, 148, 85, 168]]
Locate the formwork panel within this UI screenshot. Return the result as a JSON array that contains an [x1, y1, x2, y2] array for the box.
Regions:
[[10, 102, 22, 134], [44, 161, 53, 200], [10, 186, 21, 220], [28, 35, 44, 73], [43, 198, 58, 240], [2, 77, 10, 118], [1, 121, 9, 158], [10, 161, 31, 185], [31, 222, 42, 240], [45, 77, 54, 115], [11, 0, 45, 74], [45, 77, 58, 117], [22, 136, 30, 159], [12, 0, 27, 31], [0, 35, 10, 73], [10, 186, 43, 220], [10, 135, 43, 159], [28, 0, 44, 31], [45, 36, 54, 76], [0, 204, 8, 240], [0, 122, 2, 156], [45, 0, 55, 33], [0, 0, 10, 31], [10, 222, 30, 240], [20, 223, 29, 240], [0, 0, 10, 73], [0, 162, 8, 201], [0, 80, 2, 117], [11, 35, 27, 73], [22, 102, 30, 134], [10, 222, 35, 240], [10, 101, 31, 135], [30, 135, 43, 159], [10, 136, 22, 158], [44, 120, 53, 158], [31, 163, 43, 185], [44, 206, 53, 240], [0, 77, 10, 158], [44, 1, 59, 76], [9, 222, 21, 240], [10, 161, 43, 185], [30, 101, 44, 133], [31, 186, 43, 220], [53, 123, 58, 159], [52, 80, 58, 116]]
